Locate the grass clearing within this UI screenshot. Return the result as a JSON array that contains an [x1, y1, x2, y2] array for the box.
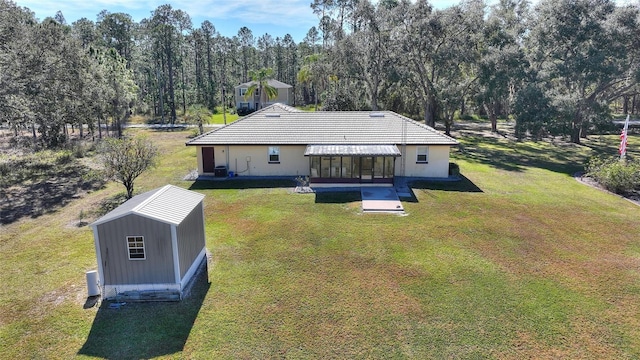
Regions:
[[1, 126, 640, 358]]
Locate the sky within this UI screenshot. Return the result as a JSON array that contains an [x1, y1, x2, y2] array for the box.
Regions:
[[13, 0, 464, 43]]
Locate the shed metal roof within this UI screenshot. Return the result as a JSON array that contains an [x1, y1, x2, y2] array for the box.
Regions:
[[186, 104, 458, 147], [304, 144, 401, 156], [91, 185, 205, 227]]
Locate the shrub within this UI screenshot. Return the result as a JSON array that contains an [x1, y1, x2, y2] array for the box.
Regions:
[[586, 156, 640, 194], [56, 150, 74, 164]]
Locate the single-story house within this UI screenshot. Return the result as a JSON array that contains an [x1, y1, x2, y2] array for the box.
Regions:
[[186, 103, 458, 185], [90, 185, 206, 300], [235, 79, 293, 113]]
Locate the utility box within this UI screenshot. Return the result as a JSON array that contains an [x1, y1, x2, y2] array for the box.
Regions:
[[214, 165, 227, 177], [86, 270, 100, 297]]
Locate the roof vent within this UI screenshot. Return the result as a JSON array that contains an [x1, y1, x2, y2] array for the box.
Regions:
[[265, 113, 281, 117], [369, 113, 384, 118]]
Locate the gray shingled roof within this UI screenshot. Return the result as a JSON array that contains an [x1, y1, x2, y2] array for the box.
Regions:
[[235, 79, 292, 89], [187, 104, 458, 146], [91, 185, 205, 227]]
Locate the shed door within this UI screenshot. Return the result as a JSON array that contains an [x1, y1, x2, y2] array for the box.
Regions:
[[202, 147, 215, 173]]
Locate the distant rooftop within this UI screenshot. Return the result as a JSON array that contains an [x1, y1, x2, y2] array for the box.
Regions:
[[235, 79, 292, 89]]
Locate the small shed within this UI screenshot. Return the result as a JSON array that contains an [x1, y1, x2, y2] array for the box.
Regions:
[[91, 185, 206, 300]]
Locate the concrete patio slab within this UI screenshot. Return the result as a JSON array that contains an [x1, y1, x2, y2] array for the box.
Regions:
[[361, 187, 404, 212]]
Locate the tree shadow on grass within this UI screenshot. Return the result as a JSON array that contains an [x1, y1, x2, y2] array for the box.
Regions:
[[78, 265, 210, 360], [0, 164, 105, 225], [189, 177, 296, 190], [456, 136, 590, 175]]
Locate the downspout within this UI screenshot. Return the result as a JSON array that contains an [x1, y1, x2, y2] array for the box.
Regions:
[[226, 145, 230, 172]]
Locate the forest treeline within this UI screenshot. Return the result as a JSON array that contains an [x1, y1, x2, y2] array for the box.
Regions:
[[1, 0, 639, 148]]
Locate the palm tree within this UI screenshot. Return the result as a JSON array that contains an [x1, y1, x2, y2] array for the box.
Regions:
[[184, 104, 212, 135], [245, 68, 278, 110], [297, 54, 323, 111]]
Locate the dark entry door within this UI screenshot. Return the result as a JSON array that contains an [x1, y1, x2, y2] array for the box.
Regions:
[[361, 157, 374, 182], [202, 147, 215, 173]]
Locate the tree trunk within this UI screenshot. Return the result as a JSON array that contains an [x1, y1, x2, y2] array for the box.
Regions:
[[484, 103, 498, 133], [181, 63, 187, 115], [166, 41, 177, 124], [424, 100, 436, 128], [571, 112, 581, 144]]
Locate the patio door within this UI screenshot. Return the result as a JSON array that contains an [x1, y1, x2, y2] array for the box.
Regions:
[[360, 157, 374, 182]]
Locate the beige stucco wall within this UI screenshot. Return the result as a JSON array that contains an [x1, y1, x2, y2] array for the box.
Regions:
[[196, 145, 310, 176], [235, 87, 292, 109], [399, 145, 451, 178], [195, 144, 451, 178]]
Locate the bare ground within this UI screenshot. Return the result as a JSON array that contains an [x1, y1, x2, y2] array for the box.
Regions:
[[0, 130, 106, 225]]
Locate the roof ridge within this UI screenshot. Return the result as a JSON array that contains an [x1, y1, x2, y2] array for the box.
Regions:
[[133, 184, 173, 213], [395, 112, 459, 143]]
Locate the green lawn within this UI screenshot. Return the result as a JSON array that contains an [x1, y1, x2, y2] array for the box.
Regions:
[[1, 128, 639, 359]]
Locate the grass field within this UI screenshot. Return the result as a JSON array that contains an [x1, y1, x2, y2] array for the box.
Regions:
[[1, 124, 639, 359]]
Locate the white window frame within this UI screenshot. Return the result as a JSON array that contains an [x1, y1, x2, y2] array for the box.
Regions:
[[268, 146, 280, 164], [239, 88, 247, 97], [416, 146, 428, 163], [126, 236, 146, 260]]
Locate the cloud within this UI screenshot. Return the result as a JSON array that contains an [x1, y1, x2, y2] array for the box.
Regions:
[[167, 0, 317, 27], [17, 0, 317, 27]]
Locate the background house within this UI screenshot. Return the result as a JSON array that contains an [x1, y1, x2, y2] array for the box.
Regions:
[[187, 104, 458, 185], [90, 185, 206, 301], [235, 79, 293, 114]]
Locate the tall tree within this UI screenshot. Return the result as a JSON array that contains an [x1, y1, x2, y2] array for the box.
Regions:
[[145, 5, 190, 124], [201, 20, 218, 110], [476, 0, 529, 132], [97, 11, 135, 65], [527, 0, 640, 143], [238, 27, 255, 82], [336, 0, 395, 110], [395, 0, 484, 128]]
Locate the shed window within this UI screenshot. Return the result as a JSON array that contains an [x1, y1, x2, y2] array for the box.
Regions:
[[268, 146, 280, 163], [416, 146, 428, 163], [127, 236, 146, 260]]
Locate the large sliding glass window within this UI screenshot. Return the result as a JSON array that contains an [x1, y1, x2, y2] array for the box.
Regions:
[[320, 157, 331, 178], [384, 157, 394, 177], [310, 156, 321, 177], [374, 157, 385, 179], [309, 155, 395, 180], [341, 157, 352, 178]]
